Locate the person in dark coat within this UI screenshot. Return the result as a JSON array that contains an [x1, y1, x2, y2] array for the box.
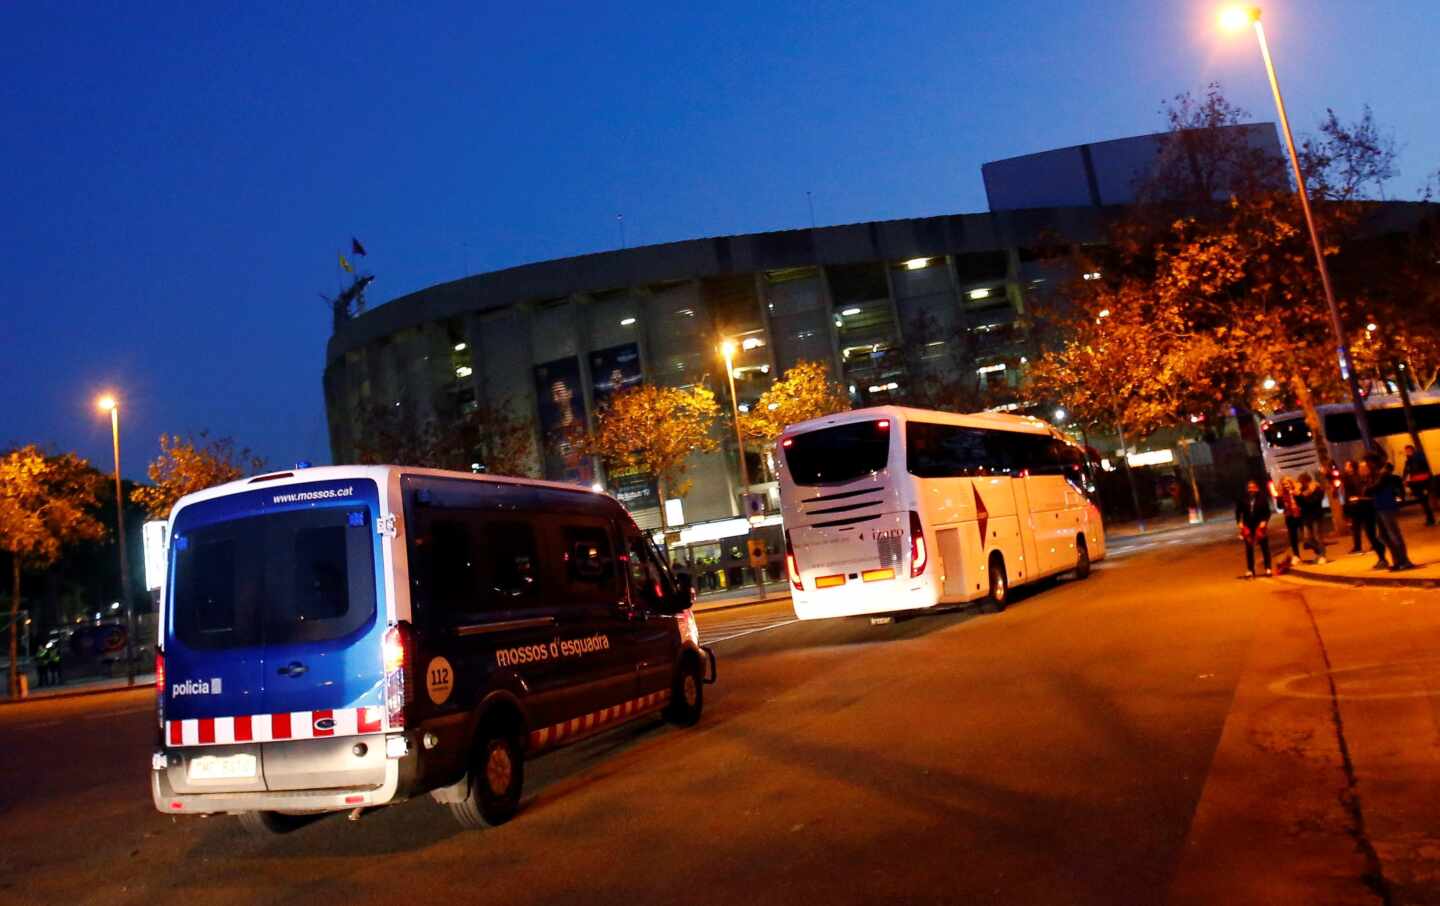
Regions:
[[1297, 472, 1328, 563], [1402, 444, 1435, 526], [1369, 456, 1417, 571], [1235, 479, 1273, 577], [1350, 459, 1386, 564]]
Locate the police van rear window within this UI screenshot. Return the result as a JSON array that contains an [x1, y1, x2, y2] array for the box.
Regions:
[[171, 506, 376, 649]]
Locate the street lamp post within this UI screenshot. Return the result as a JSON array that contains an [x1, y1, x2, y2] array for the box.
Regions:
[[720, 340, 767, 598], [720, 340, 751, 491], [1221, 6, 1373, 451], [97, 395, 135, 686]]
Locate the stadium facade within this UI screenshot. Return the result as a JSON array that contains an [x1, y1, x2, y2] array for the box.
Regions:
[[322, 126, 1292, 587]]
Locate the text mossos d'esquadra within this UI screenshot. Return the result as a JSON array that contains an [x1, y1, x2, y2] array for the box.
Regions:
[[496, 634, 611, 668]]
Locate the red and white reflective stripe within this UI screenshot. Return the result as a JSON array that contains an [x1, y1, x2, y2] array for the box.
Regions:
[[527, 690, 670, 751], [165, 706, 386, 748]]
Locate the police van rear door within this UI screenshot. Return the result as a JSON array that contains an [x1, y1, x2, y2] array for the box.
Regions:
[[164, 478, 385, 791]]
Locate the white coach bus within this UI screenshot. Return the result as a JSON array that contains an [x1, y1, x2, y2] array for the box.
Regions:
[[776, 406, 1105, 621], [1260, 390, 1440, 485]]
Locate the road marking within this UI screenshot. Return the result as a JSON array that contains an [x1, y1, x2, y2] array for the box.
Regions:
[[706, 619, 798, 644]]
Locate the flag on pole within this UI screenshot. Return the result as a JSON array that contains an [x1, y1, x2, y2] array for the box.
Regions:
[[339, 253, 354, 273], [351, 237, 368, 257]]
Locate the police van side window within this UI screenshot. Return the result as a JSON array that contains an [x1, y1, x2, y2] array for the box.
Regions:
[[560, 523, 620, 605], [411, 516, 482, 624], [626, 534, 672, 610], [486, 520, 540, 603]]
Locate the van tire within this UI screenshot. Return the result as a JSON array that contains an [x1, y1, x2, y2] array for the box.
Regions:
[[238, 810, 304, 836], [986, 555, 1008, 613], [1074, 537, 1091, 580], [448, 724, 525, 829], [664, 657, 704, 728]]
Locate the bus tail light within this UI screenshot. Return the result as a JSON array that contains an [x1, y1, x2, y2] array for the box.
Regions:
[[155, 649, 165, 729], [909, 511, 928, 578], [383, 623, 412, 730], [785, 531, 803, 591]]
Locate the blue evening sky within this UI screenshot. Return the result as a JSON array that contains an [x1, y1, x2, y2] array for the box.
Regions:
[[3, 1, 1436, 478]]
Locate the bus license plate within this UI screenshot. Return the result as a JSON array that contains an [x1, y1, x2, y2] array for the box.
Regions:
[[188, 753, 257, 780]]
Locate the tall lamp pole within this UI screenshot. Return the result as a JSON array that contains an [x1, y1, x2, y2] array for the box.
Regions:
[[721, 340, 751, 491], [97, 395, 135, 686], [1221, 6, 1373, 450]]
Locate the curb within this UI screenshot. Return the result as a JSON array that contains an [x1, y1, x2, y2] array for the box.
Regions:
[[693, 593, 793, 615], [0, 678, 154, 707], [1284, 563, 1440, 589]]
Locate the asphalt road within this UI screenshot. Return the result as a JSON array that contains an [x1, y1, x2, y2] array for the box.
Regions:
[[0, 523, 1385, 904]]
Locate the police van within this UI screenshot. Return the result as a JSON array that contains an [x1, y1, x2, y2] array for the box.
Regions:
[[151, 466, 714, 834]]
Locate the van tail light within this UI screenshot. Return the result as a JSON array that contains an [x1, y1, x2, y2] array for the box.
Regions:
[[909, 511, 928, 578], [155, 649, 165, 729], [785, 531, 803, 592], [383, 623, 412, 730]]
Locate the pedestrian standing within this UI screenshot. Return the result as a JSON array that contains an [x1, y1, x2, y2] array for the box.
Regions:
[[1277, 477, 1303, 559], [1297, 472, 1328, 564], [1352, 459, 1387, 564], [1235, 479, 1273, 578], [1369, 456, 1417, 571], [1341, 460, 1365, 554], [1402, 444, 1435, 526]]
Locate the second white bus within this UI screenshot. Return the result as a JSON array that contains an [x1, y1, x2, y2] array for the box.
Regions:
[[776, 406, 1105, 621], [1260, 390, 1440, 484]]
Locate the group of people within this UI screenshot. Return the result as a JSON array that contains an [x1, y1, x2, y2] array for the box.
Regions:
[[1237, 443, 1433, 578]]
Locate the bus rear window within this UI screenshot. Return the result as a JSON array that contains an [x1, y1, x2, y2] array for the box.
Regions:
[[1263, 417, 1314, 448], [784, 421, 891, 485]]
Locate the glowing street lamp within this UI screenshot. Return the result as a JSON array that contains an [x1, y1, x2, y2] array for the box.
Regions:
[[1219, 5, 1373, 449], [96, 393, 135, 686], [720, 340, 751, 492]]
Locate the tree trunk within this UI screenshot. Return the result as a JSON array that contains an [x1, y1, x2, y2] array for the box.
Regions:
[[9, 557, 19, 698], [1117, 422, 1145, 532], [1292, 378, 1346, 534]]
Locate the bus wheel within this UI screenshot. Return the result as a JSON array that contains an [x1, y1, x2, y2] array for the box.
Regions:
[[986, 555, 1008, 613], [449, 723, 525, 829], [238, 810, 305, 836], [665, 657, 704, 728], [1074, 538, 1091, 580]]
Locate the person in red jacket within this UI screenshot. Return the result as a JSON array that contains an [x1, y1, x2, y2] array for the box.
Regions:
[[1235, 479, 1274, 578]]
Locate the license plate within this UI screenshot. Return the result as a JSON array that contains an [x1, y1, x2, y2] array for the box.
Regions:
[[188, 753, 257, 780]]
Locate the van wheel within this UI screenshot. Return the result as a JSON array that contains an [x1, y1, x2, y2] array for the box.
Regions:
[[664, 658, 704, 728], [448, 725, 525, 829], [1074, 537, 1091, 580], [986, 555, 1008, 613], [238, 810, 304, 836]]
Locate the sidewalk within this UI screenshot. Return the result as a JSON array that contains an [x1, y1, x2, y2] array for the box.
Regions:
[[693, 584, 792, 613], [1168, 578, 1440, 904], [0, 672, 154, 705], [1286, 508, 1440, 588]]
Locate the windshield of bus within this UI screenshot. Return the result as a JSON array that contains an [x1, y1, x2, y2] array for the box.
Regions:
[[1263, 417, 1313, 449], [170, 505, 377, 650], [784, 420, 891, 485]]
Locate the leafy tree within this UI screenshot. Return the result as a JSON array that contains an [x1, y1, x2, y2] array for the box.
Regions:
[[739, 360, 850, 444], [584, 384, 720, 504], [131, 433, 267, 519], [352, 399, 538, 477], [0, 447, 107, 695]]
